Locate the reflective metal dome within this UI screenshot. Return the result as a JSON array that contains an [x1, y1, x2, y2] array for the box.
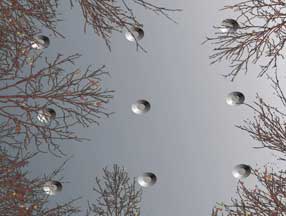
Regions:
[[232, 164, 251, 179], [220, 19, 239, 33], [42, 180, 63, 195], [137, 172, 157, 187], [132, 100, 151, 114], [37, 108, 56, 123], [31, 35, 50, 49], [125, 27, 144, 42], [226, 91, 245, 106]]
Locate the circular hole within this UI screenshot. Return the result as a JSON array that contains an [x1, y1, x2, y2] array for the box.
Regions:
[[125, 27, 144, 42], [42, 180, 63, 195], [137, 172, 157, 187], [132, 100, 151, 114], [232, 164, 251, 179], [31, 35, 50, 49], [220, 19, 239, 33], [226, 91, 245, 106]]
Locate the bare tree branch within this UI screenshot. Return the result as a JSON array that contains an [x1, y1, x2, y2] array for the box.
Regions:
[[0, 149, 81, 215], [205, 0, 286, 81], [212, 166, 286, 216], [0, 0, 180, 52], [0, 0, 62, 57], [0, 50, 114, 156], [70, 0, 181, 51], [88, 164, 142, 216], [237, 72, 286, 158]]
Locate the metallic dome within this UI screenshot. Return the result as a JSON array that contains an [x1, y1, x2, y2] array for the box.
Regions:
[[137, 172, 157, 187], [220, 19, 239, 33], [42, 180, 63, 195], [31, 35, 50, 49], [125, 27, 144, 42], [37, 108, 56, 123], [232, 164, 251, 179], [132, 100, 151, 114], [226, 91, 245, 106]]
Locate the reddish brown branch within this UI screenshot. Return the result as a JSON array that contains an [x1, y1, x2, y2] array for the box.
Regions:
[[0, 150, 80, 215], [236, 72, 286, 158], [71, 0, 181, 50], [0, 51, 114, 156], [87, 164, 142, 216], [205, 0, 286, 80], [212, 166, 286, 216]]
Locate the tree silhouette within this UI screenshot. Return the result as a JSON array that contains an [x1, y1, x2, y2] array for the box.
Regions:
[[0, 0, 180, 155], [0, 0, 179, 52], [88, 164, 142, 216], [209, 72, 286, 215], [211, 166, 286, 216], [0, 49, 113, 156], [70, 0, 181, 50], [0, 0, 61, 64], [205, 0, 286, 81], [0, 149, 80, 215], [237, 73, 286, 159]]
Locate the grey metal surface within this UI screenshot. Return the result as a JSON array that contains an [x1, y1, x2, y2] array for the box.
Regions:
[[138, 172, 157, 187], [232, 164, 251, 179], [132, 100, 151, 114], [43, 181, 63, 196], [226, 92, 245, 106], [125, 27, 145, 42], [31, 35, 50, 49], [27, 0, 283, 215]]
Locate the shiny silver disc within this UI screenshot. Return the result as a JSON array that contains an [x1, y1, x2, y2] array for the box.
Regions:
[[125, 27, 144, 42], [31, 35, 50, 49], [226, 91, 245, 106], [37, 108, 56, 123], [42, 180, 63, 195], [132, 100, 151, 114], [232, 164, 251, 179], [137, 172, 157, 187], [220, 19, 239, 33]]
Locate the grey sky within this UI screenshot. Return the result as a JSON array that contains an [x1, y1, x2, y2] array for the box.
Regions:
[[27, 0, 285, 215]]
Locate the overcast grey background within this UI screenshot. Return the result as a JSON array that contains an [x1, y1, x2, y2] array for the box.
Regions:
[[27, 0, 286, 215]]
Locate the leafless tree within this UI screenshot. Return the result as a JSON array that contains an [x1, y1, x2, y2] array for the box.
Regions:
[[237, 73, 286, 158], [205, 0, 286, 81], [0, 0, 62, 59], [0, 0, 179, 52], [0, 149, 81, 215], [88, 164, 142, 216], [211, 166, 286, 216], [70, 0, 181, 50], [0, 0, 179, 155], [0, 0, 59, 33], [0, 50, 113, 156]]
